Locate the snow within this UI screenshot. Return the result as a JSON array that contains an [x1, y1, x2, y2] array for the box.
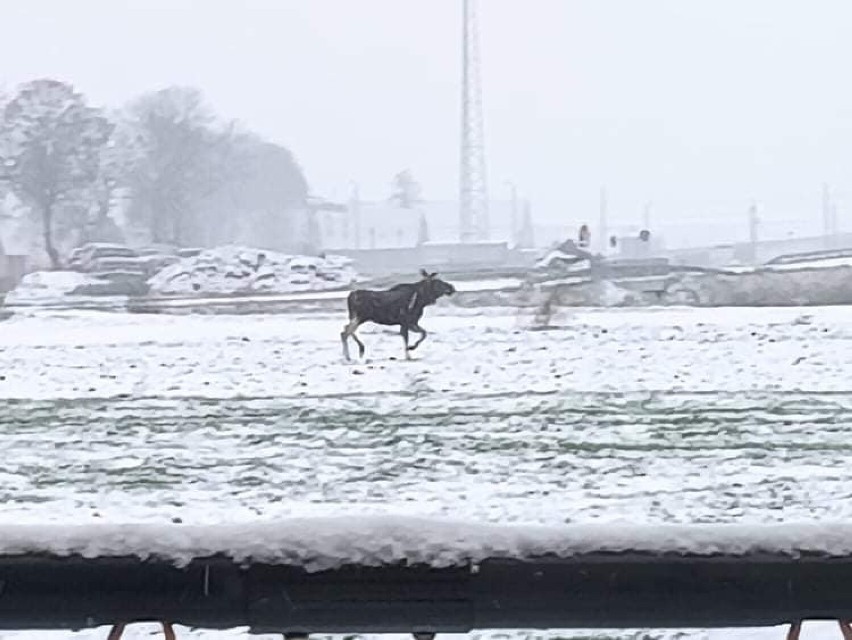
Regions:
[[0, 516, 850, 571], [767, 255, 852, 271], [0, 305, 850, 401], [0, 304, 851, 638], [3, 270, 104, 306], [147, 245, 358, 295]]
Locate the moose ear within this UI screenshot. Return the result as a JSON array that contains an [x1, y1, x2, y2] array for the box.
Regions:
[[420, 269, 429, 278], [430, 272, 438, 278]]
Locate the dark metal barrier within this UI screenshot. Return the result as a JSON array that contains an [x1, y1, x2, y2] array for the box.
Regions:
[[0, 552, 850, 632]]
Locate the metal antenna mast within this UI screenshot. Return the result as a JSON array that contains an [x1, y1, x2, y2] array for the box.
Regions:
[[459, 0, 489, 241]]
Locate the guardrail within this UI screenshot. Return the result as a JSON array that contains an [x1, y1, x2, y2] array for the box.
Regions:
[[2, 518, 851, 634], [0, 551, 849, 633]]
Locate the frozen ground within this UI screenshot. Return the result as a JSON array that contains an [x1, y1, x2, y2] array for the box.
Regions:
[[0, 305, 851, 638]]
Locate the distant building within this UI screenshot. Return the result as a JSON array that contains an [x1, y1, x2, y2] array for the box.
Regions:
[[315, 199, 533, 251], [310, 198, 541, 275]]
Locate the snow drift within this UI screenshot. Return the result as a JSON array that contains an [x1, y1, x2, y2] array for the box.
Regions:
[[4, 271, 108, 306]]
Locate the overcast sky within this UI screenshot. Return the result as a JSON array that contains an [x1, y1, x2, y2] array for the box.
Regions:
[[3, 0, 851, 239]]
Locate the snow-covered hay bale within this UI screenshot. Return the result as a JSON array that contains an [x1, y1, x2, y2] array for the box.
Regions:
[[147, 246, 359, 296]]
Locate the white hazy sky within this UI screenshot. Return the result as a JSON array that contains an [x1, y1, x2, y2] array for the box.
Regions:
[[3, 0, 852, 240]]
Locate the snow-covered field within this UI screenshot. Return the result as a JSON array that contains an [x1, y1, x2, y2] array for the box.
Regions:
[[1, 304, 851, 639]]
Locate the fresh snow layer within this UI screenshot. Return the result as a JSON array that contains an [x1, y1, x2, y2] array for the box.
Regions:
[[0, 305, 849, 400], [147, 245, 358, 295], [2, 516, 852, 570], [767, 256, 852, 271]]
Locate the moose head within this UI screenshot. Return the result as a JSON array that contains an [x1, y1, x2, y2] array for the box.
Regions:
[[419, 269, 456, 299]]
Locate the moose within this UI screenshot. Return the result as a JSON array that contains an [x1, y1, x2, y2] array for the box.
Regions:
[[341, 270, 456, 361]]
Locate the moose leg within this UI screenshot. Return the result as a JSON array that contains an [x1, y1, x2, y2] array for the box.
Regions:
[[341, 319, 365, 361], [400, 325, 411, 360], [407, 323, 428, 351]]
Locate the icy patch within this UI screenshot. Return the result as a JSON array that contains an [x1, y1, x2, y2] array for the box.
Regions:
[[147, 245, 358, 296]]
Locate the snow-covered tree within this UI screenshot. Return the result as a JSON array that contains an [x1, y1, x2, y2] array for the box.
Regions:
[[0, 79, 113, 268]]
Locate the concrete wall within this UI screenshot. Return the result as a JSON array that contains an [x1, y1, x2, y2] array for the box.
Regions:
[[335, 242, 535, 276], [662, 233, 852, 267], [317, 200, 540, 251]]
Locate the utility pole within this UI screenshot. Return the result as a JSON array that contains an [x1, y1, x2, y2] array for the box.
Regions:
[[459, 0, 489, 242], [518, 198, 534, 249], [598, 186, 608, 253], [832, 202, 839, 238], [505, 180, 518, 247], [748, 202, 759, 264], [822, 183, 831, 244], [642, 201, 652, 232]]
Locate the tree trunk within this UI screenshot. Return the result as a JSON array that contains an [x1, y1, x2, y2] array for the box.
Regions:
[[42, 204, 61, 270]]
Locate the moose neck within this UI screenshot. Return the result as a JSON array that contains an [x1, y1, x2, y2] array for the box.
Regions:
[[412, 281, 438, 310]]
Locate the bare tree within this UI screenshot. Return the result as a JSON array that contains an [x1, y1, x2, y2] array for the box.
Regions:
[[390, 169, 422, 209], [0, 79, 112, 268], [123, 86, 236, 245], [82, 117, 143, 242]]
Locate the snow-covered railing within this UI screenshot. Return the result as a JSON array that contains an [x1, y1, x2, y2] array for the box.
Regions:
[[1, 516, 852, 633]]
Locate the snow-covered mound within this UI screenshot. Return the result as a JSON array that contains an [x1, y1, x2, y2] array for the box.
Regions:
[[4, 271, 103, 306], [147, 246, 358, 296]]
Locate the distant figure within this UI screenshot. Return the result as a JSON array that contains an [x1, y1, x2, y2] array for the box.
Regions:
[[578, 224, 591, 248], [341, 270, 456, 361], [639, 229, 651, 243], [609, 235, 618, 249]]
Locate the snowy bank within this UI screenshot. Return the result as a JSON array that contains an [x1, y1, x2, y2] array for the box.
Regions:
[[147, 245, 358, 296], [3, 516, 852, 570], [5, 271, 110, 306], [676, 265, 852, 306], [503, 263, 852, 310]]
